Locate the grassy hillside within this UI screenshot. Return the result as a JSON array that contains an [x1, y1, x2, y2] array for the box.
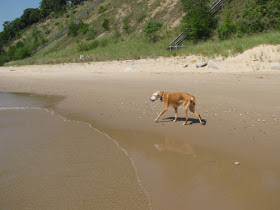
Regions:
[[2, 0, 280, 66]]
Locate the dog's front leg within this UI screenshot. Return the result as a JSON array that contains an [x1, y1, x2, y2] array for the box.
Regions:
[[154, 107, 167, 122]]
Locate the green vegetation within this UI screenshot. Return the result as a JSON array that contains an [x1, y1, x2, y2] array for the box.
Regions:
[[85, 27, 97, 40], [102, 18, 110, 31], [181, 0, 217, 40], [218, 0, 280, 38], [0, 0, 87, 65], [143, 20, 163, 43], [123, 17, 131, 34], [67, 21, 84, 37], [98, 5, 108, 14], [0, 0, 279, 66], [5, 30, 280, 66], [218, 8, 236, 40]]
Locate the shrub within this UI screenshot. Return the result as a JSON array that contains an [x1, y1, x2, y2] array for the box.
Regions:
[[7, 42, 31, 60], [7, 46, 17, 59], [14, 46, 31, 59], [98, 5, 107, 14], [236, 21, 250, 37], [15, 41, 24, 49], [102, 18, 110, 31], [79, 23, 89, 34], [32, 29, 42, 42], [181, 0, 216, 41], [89, 40, 99, 49], [67, 21, 83, 37], [123, 17, 131, 33], [77, 40, 99, 52], [86, 27, 97, 40], [143, 20, 163, 43], [218, 9, 237, 40], [0, 55, 8, 66], [77, 42, 88, 51], [137, 13, 147, 23], [100, 38, 108, 47], [241, 0, 279, 33]]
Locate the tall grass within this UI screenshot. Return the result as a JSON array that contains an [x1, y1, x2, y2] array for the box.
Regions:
[[6, 30, 280, 66]]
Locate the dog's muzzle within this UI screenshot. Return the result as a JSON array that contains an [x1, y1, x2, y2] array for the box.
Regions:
[[150, 96, 157, 101]]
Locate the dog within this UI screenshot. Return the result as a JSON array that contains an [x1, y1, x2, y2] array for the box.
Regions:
[[150, 91, 203, 125]]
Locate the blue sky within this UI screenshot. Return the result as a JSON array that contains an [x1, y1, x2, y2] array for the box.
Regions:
[[0, 0, 41, 32]]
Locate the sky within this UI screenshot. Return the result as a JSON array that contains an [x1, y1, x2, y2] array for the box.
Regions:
[[0, 0, 41, 32]]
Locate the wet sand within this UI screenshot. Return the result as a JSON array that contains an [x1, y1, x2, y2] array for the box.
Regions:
[[0, 93, 150, 209], [1, 52, 280, 209]]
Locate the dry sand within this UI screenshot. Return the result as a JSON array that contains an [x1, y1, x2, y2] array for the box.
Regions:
[[1, 45, 280, 209]]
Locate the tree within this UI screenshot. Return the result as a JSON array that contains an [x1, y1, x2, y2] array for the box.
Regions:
[[40, 0, 67, 18], [21, 8, 41, 27], [70, 0, 86, 5], [181, 0, 216, 40]]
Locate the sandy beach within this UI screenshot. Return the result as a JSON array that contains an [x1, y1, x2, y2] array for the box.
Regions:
[[1, 45, 280, 209]]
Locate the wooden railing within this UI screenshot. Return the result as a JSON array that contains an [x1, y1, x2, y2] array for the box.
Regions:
[[169, 0, 231, 50]]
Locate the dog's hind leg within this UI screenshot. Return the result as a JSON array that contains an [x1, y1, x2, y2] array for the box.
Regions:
[[173, 107, 178, 122], [183, 101, 190, 125], [190, 104, 203, 125]]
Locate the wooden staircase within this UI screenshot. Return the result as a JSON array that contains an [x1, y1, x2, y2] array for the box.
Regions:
[[169, 0, 231, 50]]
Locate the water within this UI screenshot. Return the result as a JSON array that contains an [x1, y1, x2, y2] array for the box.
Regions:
[[0, 93, 150, 209], [2, 92, 280, 209]]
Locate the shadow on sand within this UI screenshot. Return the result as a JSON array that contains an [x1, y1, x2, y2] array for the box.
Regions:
[[161, 117, 207, 125]]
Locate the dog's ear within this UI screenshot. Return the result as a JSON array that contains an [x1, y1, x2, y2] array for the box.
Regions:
[[159, 91, 164, 102]]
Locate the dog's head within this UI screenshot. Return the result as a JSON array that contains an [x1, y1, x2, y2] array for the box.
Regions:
[[150, 91, 164, 102]]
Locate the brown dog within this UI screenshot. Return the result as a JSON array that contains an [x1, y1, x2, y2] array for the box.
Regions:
[[150, 91, 203, 125]]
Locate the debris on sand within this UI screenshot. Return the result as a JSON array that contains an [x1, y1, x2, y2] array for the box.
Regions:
[[196, 62, 207, 68]]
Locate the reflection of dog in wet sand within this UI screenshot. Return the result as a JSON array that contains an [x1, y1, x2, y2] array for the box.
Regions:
[[150, 91, 203, 125], [154, 137, 195, 156]]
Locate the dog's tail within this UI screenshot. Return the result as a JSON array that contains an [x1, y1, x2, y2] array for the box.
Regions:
[[190, 96, 196, 106]]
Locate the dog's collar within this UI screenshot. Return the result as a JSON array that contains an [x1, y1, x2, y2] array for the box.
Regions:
[[159, 92, 164, 102]]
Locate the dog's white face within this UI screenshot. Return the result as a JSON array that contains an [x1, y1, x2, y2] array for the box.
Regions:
[[150, 91, 160, 102]]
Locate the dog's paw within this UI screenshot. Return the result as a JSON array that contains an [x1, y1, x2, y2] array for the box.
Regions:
[[173, 119, 177, 122], [154, 119, 158, 122]]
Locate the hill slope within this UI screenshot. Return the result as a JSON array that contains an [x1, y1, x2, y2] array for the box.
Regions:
[[1, 0, 280, 66]]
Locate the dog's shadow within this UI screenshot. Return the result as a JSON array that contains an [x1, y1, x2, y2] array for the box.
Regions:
[[162, 117, 207, 125]]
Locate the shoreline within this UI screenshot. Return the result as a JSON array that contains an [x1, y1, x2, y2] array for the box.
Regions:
[[1, 50, 280, 209]]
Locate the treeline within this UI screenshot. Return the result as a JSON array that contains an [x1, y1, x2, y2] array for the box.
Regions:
[[0, 0, 87, 65]]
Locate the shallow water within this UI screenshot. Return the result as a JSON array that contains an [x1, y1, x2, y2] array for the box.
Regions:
[[0, 93, 150, 209], [1, 92, 280, 210]]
